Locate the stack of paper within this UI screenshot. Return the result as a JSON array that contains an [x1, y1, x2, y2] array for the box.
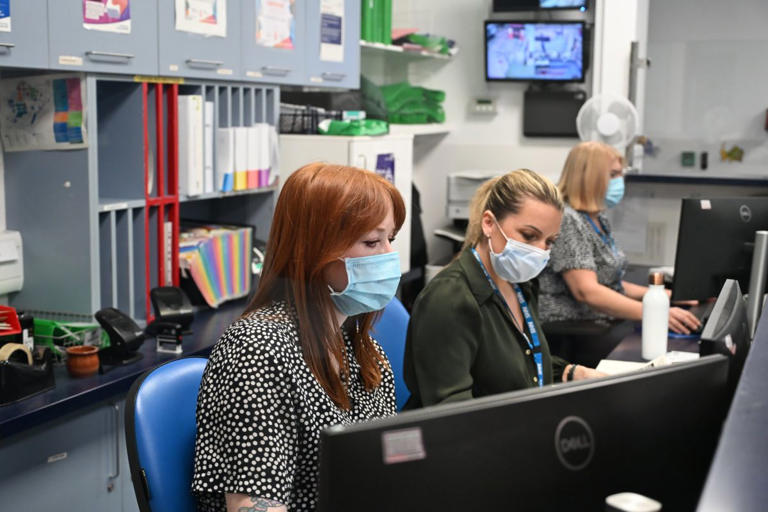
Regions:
[[179, 224, 253, 308], [178, 95, 205, 196]]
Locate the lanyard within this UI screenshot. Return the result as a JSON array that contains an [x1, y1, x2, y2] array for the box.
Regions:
[[582, 213, 625, 283], [471, 248, 544, 387]]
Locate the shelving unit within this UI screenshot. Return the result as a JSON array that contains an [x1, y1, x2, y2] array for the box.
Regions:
[[6, 74, 280, 323], [361, 40, 453, 60], [389, 123, 453, 136]]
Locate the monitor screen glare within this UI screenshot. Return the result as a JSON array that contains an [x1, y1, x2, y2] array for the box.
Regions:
[[486, 22, 584, 81]]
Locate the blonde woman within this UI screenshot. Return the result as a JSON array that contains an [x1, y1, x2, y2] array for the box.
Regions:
[[403, 169, 602, 409], [538, 141, 700, 366]]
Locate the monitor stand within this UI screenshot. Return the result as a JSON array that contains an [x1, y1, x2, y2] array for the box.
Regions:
[[746, 230, 768, 339]]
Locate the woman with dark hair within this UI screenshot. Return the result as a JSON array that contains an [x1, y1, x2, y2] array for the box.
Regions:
[[192, 163, 406, 512]]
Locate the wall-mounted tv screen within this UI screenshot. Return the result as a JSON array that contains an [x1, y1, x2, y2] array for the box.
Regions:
[[493, 0, 587, 11], [485, 21, 585, 82]]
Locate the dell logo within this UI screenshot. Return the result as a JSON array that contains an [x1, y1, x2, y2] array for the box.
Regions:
[[555, 416, 595, 471], [739, 205, 752, 223]]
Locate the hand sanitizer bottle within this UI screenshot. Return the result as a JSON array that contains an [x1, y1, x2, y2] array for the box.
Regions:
[[642, 272, 670, 360]]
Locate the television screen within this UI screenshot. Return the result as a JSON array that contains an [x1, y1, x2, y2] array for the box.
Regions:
[[485, 21, 585, 82], [493, 0, 587, 11]]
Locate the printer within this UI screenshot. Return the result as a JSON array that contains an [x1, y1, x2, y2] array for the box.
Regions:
[[446, 170, 506, 221]]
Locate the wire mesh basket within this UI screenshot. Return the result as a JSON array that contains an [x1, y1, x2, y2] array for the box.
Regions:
[[279, 103, 343, 134], [33, 318, 109, 359]]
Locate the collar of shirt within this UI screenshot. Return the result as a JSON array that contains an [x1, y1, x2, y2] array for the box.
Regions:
[[457, 247, 537, 306]]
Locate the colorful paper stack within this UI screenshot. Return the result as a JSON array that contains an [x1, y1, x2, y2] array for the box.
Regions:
[[179, 225, 253, 308]]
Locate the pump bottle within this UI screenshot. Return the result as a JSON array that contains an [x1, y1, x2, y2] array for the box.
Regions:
[[642, 272, 670, 360]]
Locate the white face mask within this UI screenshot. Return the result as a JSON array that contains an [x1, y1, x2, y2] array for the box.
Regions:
[[488, 218, 550, 283]]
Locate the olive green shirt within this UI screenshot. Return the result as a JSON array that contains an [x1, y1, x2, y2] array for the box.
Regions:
[[403, 248, 568, 409]]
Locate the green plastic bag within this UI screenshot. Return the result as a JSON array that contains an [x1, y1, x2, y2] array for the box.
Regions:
[[318, 119, 389, 136]]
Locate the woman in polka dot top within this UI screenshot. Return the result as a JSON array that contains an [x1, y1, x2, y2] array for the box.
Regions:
[[193, 162, 405, 512]]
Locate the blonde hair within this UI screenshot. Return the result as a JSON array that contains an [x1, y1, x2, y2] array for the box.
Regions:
[[558, 141, 625, 212], [463, 168, 563, 250]]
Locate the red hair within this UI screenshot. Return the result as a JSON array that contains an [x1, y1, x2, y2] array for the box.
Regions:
[[245, 163, 406, 409]]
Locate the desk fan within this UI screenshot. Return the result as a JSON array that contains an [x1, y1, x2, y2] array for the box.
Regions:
[[576, 93, 639, 150]]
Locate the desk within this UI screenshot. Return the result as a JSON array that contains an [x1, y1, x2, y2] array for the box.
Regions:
[[606, 328, 699, 362], [0, 299, 245, 440]]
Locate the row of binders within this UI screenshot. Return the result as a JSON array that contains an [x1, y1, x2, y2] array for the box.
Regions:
[[178, 94, 279, 197], [179, 224, 253, 308]]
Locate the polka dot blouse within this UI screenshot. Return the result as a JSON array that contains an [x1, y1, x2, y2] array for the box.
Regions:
[[192, 301, 396, 511]]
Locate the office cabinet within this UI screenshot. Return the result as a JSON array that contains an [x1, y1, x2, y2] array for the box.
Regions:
[[158, 1, 241, 80], [0, 0, 48, 69], [0, 402, 126, 510], [241, 0, 308, 85], [47, 0, 158, 75], [304, 0, 361, 89]]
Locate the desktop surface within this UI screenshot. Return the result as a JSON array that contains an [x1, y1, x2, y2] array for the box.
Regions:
[[318, 356, 729, 512]]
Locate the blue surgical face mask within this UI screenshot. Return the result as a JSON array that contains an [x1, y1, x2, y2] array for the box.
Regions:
[[329, 251, 401, 316], [605, 177, 625, 208], [488, 219, 550, 283]]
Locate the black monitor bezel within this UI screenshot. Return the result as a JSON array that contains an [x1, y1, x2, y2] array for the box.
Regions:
[[484, 20, 586, 83], [493, 0, 588, 11]]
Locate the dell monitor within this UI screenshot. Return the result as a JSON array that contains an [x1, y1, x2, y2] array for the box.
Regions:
[[485, 21, 585, 82], [700, 279, 751, 393], [318, 356, 729, 512], [672, 197, 768, 301]]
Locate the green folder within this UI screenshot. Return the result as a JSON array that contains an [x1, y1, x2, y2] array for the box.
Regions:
[[361, 0, 376, 42], [382, 0, 392, 45]]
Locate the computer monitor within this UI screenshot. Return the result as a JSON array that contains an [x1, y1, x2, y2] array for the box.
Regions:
[[700, 279, 750, 392], [317, 356, 729, 511], [485, 21, 585, 82], [672, 197, 768, 301]]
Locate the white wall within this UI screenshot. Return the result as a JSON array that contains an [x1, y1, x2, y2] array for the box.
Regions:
[[373, 0, 646, 263]]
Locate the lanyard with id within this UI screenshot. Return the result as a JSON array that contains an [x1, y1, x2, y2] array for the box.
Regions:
[[471, 248, 544, 387]]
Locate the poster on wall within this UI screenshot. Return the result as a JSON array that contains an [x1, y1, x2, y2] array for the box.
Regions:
[[175, 0, 227, 38], [255, 0, 294, 49], [0, 1, 10, 33], [83, 0, 131, 34], [319, 0, 344, 62], [0, 74, 88, 152], [375, 153, 395, 184]]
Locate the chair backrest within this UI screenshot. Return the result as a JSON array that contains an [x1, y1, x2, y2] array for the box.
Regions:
[[372, 297, 410, 411], [125, 357, 207, 512]]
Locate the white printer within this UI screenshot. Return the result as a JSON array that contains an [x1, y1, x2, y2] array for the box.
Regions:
[[446, 170, 506, 220]]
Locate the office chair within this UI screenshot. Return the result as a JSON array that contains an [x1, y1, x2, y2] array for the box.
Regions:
[[372, 297, 411, 411], [125, 357, 207, 512]]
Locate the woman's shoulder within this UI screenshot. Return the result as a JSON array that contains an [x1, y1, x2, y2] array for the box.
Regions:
[[212, 301, 299, 363]]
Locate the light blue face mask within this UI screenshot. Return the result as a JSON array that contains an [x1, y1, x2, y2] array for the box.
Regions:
[[605, 177, 625, 208], [329, 251, 401, 316], [488, 219, 550, 283]]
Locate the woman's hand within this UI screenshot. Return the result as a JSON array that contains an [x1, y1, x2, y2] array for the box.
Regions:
[[562, 364, 608, 382], [668, 307, 701, 334]]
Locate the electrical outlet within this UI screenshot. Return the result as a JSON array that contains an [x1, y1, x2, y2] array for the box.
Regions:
[[470, 97, 497, 115]]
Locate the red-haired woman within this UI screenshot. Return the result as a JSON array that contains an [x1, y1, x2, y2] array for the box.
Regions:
[[192, 163, 406, 512]]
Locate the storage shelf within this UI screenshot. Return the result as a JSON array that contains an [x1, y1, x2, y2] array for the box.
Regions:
[[98, 198, 146, 212], [389, 123, 452, 136], [360, 40, 452, 60], [179, 186, 278, 203]]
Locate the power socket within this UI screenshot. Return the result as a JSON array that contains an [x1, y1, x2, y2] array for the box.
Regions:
[[470, 97, 497, 115]]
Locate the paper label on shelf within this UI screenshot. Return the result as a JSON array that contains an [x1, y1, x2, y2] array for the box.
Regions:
[[174, 0, 227, 38], [47, 452, 68, 464], [0, 74, 88, 151], [309, 76, 323, 83], [133, 75, 185, 84], [246, 70, 263, 78], [375, 153, 395, 184], [82, 0, 131, 34], [59, 55, 84, 66], [0, 0, 11, 33], [169, 64, 179, 71], [216, 67, 233, 75], [320, 0, 344, 62], [255, 0, 294, 49]]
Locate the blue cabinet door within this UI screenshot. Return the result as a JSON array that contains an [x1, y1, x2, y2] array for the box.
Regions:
[[304, 0, 360, 89], [0, 0, 48, 69], [158, 1, 241, 79], [241, 0, 307, 85], [47, 0, 158, 75]]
